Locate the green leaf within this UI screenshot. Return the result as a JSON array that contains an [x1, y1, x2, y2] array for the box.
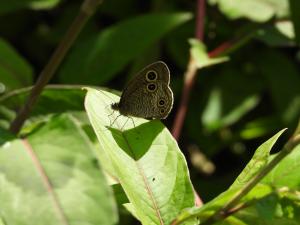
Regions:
[[0, 114, 118, 225], [275, 21, 295, 40], [289, 0, 300, 45], [256, 21, 296, 47], [0, 38, 33, 93], [189, 39, 229, 69], [0, 85, 86, 127], [263, 143, 300, 189], [209, 0, 289, 22], [239, 116, 280, 139], [84, 88, 196, 225], [173, 130, 300, 224], [231, 129, 287, 188], [29, 0, 60, 10], [201, 88, 259, 131], [59, 13, 192, 85], [0, 0, 60, 14]]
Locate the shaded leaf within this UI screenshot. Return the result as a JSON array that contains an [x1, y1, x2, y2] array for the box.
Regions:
[[0, 38, 33, 93], [202, 88, 259, 131], [289, 0, 300, 45], [0, 85, 88, 125], [59, 13, 192, 85], [256, 21, 296, 47]]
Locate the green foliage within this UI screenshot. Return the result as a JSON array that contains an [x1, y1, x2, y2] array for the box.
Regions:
[[0, 114, 117, 225], [209, 0, 289, 22], [59, 13, 192, 85], [0, 38, 33, 93], [1, 0, 300, 224], [0, 0, 60, 15], [84, 88, 196, 225], [174, 130, 300, 224]]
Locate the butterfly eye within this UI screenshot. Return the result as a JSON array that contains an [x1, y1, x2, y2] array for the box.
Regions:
[[158, 99, 165, 106], [147, 83, 157, 92], [146, 70, 158, 81]]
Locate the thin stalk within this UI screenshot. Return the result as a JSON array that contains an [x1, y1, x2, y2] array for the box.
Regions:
[[171, 0, 205, 141], [9, 0, 103, 134]]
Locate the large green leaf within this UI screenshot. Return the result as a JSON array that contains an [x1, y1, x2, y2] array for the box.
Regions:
[[255, 21, 296, 47], [84, 88, 196, 225], [0, 114, 118, 225], [231, 129, 286, 188], [0, 85, 87, 130], [0, 0, 60, 14], [0, 38, 33, 93], [173, 130, 300, 224], [289, 0, 300, 45], [209, 0, 289, 22], [263, 143, 300, 189], [59, 13, 192, 85]]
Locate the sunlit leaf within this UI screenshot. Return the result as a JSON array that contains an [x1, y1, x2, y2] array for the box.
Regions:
[[0, 114, 118, 225], [189, 39, 229, 69], [84, 88, 196, 225], [209, 0, 289, 22]]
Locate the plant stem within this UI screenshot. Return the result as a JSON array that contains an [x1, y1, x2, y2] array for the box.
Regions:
[[9, 0, 103, 134], [171, 0, 205, 140], [171, 19, 263, 141]]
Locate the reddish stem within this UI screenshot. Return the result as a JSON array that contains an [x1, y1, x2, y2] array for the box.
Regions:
[[171, 0, 206, 140], [172, 57, 197, 140], [195, 0, 206, 40]]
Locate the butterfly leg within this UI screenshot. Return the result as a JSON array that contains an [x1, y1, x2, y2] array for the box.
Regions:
[[120, 117, 130, 131], [129, 117, 136, 128], [110, 114, 121, 127]]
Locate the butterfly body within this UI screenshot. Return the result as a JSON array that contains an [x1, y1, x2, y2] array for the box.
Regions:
[[111, 61, 173, 120]]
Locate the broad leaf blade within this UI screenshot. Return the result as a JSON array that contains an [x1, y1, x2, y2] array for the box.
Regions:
[[84, 88, 196, 225], [0, 114, 117, 225], [0, 0, 60, 14], [59, 13, 192, 85], [289, 0, 300, 45], [174, 130, 300, 224], [209, 0, 289, 22], [231, 129, 287, 188]]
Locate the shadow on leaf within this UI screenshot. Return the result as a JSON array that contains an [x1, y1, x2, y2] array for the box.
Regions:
[[107, 119, 164, 160]]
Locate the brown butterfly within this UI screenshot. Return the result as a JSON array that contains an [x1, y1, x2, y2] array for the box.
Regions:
[[111, 61, 173, 120]]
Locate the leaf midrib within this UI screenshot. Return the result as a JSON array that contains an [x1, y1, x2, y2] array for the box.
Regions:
[[122, 133, 164, 225]]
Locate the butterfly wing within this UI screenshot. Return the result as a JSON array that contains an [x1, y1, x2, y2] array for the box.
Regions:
[[118, 61, 173, 119]]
